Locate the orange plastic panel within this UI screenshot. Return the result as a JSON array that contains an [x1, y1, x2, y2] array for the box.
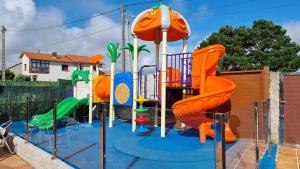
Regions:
[[191, 44, 225, 89], [95, 74, 110, 102], [133, 8, 189, 42]]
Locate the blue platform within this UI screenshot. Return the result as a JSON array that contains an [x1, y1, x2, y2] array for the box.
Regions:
[[12, 120, 232, 169]]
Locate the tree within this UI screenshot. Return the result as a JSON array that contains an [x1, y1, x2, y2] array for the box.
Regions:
[[197, 20, 300, 72], [0, 70, 15, 80], [122, 43, 150, 60]]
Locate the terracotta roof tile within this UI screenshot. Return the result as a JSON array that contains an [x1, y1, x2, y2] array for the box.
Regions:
[[20, 51, 103, 64]]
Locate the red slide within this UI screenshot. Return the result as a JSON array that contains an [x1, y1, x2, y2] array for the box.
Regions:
[[172, 45, 237, 143]]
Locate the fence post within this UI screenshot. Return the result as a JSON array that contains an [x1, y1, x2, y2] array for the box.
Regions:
[[9, 96, 12, 121], [266, 99, 271, 157], [100, 103, 107, 169], [254, 101, 259, 168], [215, 113, 226, 169], [52, 99, 57, 159], [25, 96, 30, 143]]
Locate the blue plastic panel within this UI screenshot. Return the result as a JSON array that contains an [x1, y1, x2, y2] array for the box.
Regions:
[[113, 72, 133, 106]]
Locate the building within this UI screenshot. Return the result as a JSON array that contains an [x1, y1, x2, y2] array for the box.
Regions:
[[7, 63, 22, 76], [20, 51, 103, 81]]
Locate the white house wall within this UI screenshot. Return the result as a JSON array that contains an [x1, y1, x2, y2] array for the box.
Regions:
[[75, 81, 90, 99], [21, 55, 93, 81]]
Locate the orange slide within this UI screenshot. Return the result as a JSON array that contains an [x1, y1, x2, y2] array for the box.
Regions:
[[172, 45, 237, 143]]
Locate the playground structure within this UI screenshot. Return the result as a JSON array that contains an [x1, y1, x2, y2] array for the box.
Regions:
[[29, 54, 110, 129], [103, 4, 237, 143], [29, 3, 237, 143]]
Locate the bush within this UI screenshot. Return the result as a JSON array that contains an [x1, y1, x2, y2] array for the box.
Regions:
[[0, 70, 15, 80], [15, 74, 31, 81]]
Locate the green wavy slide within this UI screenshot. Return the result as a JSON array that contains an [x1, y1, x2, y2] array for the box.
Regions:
[[29, 97, 88, 130]]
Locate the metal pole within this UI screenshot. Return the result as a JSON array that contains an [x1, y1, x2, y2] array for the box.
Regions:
[[9, 96, 12, 121], [26, 97, 29, 142], [221, 114, 226, 169], [266, 99, 271, 157], [1, 25, 6, 81], [127, 19, 132, 71], [121, 5, 126, 72], [100, 103, 106, 169], [215, 113, 226, 169], [52, 99, 57, 159], [254, 101, 259, 167]]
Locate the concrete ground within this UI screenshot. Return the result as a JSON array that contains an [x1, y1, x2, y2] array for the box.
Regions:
[[277, 145, 300, 169], [0, 145, 32, 169], [226, 140, 267, 169]]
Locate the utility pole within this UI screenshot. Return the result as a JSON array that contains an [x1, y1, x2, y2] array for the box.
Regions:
[[1, 25, 6, 81], [127, 19, 132, 70], [121, 5, 126, 72]]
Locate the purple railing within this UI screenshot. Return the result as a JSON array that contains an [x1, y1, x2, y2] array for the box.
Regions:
[[138, 65, 159, 99], [137, 53, 192, 100], [166, 52, 192, 87]]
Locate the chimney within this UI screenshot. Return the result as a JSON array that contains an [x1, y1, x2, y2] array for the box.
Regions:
[[52, 52, 58, 58]]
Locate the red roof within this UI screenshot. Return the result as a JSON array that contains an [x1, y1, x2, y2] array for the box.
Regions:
[[20, 51, 103, 64]]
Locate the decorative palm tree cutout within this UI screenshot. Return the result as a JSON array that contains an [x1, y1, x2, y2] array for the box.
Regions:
[[107, 42, 121, 63], [122, 43, 150, 60]]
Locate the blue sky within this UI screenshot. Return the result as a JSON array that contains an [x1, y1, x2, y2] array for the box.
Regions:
[[33, 0, 300, 48], [1, 0, 300, 69]]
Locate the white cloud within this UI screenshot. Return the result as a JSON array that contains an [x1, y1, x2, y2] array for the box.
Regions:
[[169, 0, 186, 13], [191, 4, 213, 21], [283, 21, 300, 45], [0, 0, 186, 74], [0, 0, 122, 73]]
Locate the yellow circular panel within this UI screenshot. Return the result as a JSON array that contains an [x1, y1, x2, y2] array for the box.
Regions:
[[115, 83, 130, 104]]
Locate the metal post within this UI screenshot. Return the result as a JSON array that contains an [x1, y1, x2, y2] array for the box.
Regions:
[[52, 99, 57, 159], [100, 103, 106, 169], [254, 101, 259, 167], [215, 113, 226, 169], [266, 99, 271, 157], [279, 100, 286, 144], [1, 25, 6, 81], [9, 96, 12, 121], [25, 97, 30, 142], [121, 5, 126, 72]]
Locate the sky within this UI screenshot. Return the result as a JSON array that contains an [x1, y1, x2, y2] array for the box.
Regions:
[[1, 0, 300, 72]]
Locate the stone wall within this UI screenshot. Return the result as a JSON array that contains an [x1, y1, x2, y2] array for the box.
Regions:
[[269, 72, 280, 143], [13, 136, 73, 169]]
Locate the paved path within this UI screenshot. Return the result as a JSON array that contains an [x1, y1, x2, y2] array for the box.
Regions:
[[0, 145, 32, 169], [277, 145, 300, 169]]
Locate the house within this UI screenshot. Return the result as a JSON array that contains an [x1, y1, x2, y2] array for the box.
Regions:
[[20, 51, 103, 81], [7, 63, 22, 76]]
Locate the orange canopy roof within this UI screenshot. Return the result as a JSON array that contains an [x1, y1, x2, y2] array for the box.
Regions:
[[131, 4, 191, 42], [20, 51, 104, 64]]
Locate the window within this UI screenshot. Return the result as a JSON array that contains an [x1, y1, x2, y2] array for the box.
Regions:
[[24, 64, 27, 71], [30, 60, 49, 73], [62, 64, 69, 71], [93, 65, 97, 71]]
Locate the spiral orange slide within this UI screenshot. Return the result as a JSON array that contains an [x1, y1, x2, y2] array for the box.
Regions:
[[172, 45, 237, 143]]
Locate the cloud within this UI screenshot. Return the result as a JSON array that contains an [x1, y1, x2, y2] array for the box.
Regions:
[[0, 0, 122, 73], [191, 4, 213, 21], [0, 0, 186, 74], [169, 0, 186, 13], [283, 21, 300, 45]]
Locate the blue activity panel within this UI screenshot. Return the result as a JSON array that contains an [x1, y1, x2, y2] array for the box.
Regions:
[[113, 72, 133, 106]]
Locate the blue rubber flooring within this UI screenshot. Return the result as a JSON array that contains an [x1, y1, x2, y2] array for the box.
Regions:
[[259, 144, 278, 169], [12, 120, 231, 169]]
